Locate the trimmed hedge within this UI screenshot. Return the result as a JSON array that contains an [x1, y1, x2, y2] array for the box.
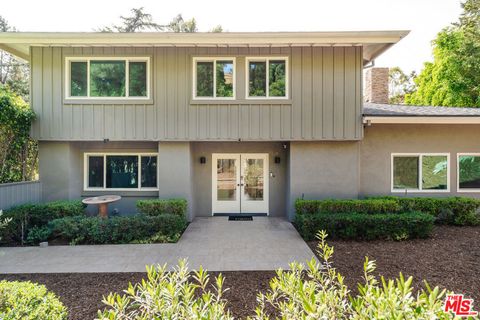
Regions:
[[295, 199, 401, 215], [136, 199, 187, 217], [27, 214, 187, 245], [295, 212, 435, 241], [0, 280, 67, 319], [368, 196, 480, 226], [0, 200, 85, 245]]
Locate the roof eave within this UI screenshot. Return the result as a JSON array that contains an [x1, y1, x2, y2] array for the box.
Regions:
[[363, 116, 480, 124]]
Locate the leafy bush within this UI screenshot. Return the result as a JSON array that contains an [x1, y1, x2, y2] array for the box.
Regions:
[[97, 260, 233, 320], [0, 200, 85, 245], [0, 210, 12, 241], [294, 211, 434, 241], [136, 198, 187, 217], [369, 196, 480, 226], [252, 231, 452, 319], [295, 198, 401, 215], [0, 280, 67, 319], [28, 214, 187, 245]]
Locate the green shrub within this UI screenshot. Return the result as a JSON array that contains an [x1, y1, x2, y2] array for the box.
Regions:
[[136, 198, 187, 217], [0, 280, 67, 320], [251, 231, 451, 319], [369, 196, 480, 225], [1, 200, 85, 245], [31, 214, 187, 245], [0, 210, 12, 241], [295, 199, 401, 215], [97, 260, 233, 320], [294, 211, 434, 241]]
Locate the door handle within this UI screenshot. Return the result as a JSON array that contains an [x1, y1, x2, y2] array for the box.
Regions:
[[237, 183, 244, 186]]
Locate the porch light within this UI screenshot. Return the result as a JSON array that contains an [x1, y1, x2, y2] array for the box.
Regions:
[[200, 156, 206, 164]]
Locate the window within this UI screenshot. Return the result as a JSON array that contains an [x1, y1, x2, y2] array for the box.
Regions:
[[66, 57, 150, 99], [458, 154, 480, 192], [391, 154, 449, 192], [246, 57, 288, 98], [84, 153, 157, 190], [193, 58, 235, 99]]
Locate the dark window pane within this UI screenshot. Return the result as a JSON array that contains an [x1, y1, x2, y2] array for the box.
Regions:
[[88, 156, 104, 188], [459, 156, 480, 189], [196, 61, 214, 97], [141, 156, 157, 188], [106, 156, 138, 188], [90, 61, 126, 97], [216, 61, 234, 97], [269, 60, 286, 97], [393, 156, 419, 189], [249, 61, 266, 97], [422, 156, 448, 190], [70, 62, 87, 96], [129, 61, 147, 97]]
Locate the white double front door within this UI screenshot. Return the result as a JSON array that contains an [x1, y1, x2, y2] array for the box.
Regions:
[[212, 153, 269, 215]]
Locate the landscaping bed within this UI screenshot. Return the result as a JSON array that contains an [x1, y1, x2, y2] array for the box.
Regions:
[[1, 225, 478, 319]]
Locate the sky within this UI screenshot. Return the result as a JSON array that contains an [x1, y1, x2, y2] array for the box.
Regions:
[[1, 0, 464, 72]]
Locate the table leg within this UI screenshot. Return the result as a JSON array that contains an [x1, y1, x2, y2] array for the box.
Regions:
[[98, 203, 108, 218]]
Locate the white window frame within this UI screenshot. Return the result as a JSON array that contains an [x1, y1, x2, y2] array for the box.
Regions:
[[192, 57, 236, 100], [83, 152, 158, 191], [245, 57, 289, 99], [65, 57, 151, 100], [457, 153, 480, 193], [391, 153, 450, 193]]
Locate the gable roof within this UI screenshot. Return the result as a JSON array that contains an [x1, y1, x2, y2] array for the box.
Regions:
[[363, 103, 480, 124], [0, 30, 409, 62]]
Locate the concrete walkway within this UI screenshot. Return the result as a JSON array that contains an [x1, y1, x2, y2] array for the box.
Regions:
[[0, 217, 316, 273]]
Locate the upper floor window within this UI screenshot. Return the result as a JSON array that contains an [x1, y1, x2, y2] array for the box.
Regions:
[[246, 57, 288, 99], [66, 57, 150, 99], [193, 58, 235, 99], [391, 153, 450, 192]]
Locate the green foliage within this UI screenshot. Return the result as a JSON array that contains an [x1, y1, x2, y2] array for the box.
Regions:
[[388, 67, 417, 104], [0, 210, 12, 241], [294, 212, 434, 241], [252, 231, 451, 319], [370, 196, 480, 226], [0, 86, 37, 183], [268, 60, 286, 97], [252, 230, 351, 319], [136, 198, 187, 217], [98, 7, 163, 32], [295, 198, 401, 215], [405, 0, 480, 107], [30, 214, 187, 245], [166, 14, 197, 33], [0, 200, 85, 245], [97, 260, 233, 319], [0, 280, 67, 320]]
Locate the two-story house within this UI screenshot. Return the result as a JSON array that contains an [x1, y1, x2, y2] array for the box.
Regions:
[[1, 31, 480, 220]]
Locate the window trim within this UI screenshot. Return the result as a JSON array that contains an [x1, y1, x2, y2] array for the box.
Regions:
[[192, 57, 236, 100], [391, 153, 450, 193], [457, 153, 480, 193], [65, 57, 151, 100], [83, 152, 158, 191], [245, 56, 289, 100]]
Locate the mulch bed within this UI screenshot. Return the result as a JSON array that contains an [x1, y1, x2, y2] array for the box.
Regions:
[[1, 226, 479, 319]]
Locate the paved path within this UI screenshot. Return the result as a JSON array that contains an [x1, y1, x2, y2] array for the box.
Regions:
[[0, 217, 315, 273]]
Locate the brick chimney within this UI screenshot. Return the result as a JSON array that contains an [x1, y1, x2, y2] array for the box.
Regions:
[[364, 67, 389, 104]]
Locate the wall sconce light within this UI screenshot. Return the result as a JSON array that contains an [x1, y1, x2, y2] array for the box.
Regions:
[[274, 156, 281, 164], [200, 156, 206, 164]]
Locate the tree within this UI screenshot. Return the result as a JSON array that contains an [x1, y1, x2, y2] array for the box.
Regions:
[[0, 16, 29, 100], [388, 67, 416, 104], [405, 0, 480, 107], [166, 14, 197, 33], [98, 8, 163, 32]]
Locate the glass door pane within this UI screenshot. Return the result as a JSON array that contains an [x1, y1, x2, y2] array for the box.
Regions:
[[243, 159, 264, 201], [217, 159, 237, 201]]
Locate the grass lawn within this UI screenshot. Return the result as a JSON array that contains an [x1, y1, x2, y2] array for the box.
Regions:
[[1, 225, 478, 319]]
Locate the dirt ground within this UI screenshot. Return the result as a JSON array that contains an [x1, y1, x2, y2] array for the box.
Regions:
[[1, 225, 478, 319]]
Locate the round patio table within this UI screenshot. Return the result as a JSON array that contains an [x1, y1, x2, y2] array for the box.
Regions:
[[82, 195, 121, 218]]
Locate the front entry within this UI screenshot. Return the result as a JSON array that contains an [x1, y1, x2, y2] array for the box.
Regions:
[[212, 153, 269, 215]]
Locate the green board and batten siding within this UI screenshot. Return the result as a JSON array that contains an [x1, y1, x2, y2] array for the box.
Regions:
[[30, 46, 363, 141]]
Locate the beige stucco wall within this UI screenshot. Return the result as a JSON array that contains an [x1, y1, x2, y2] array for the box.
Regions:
[[360, 124, 480, 198]]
